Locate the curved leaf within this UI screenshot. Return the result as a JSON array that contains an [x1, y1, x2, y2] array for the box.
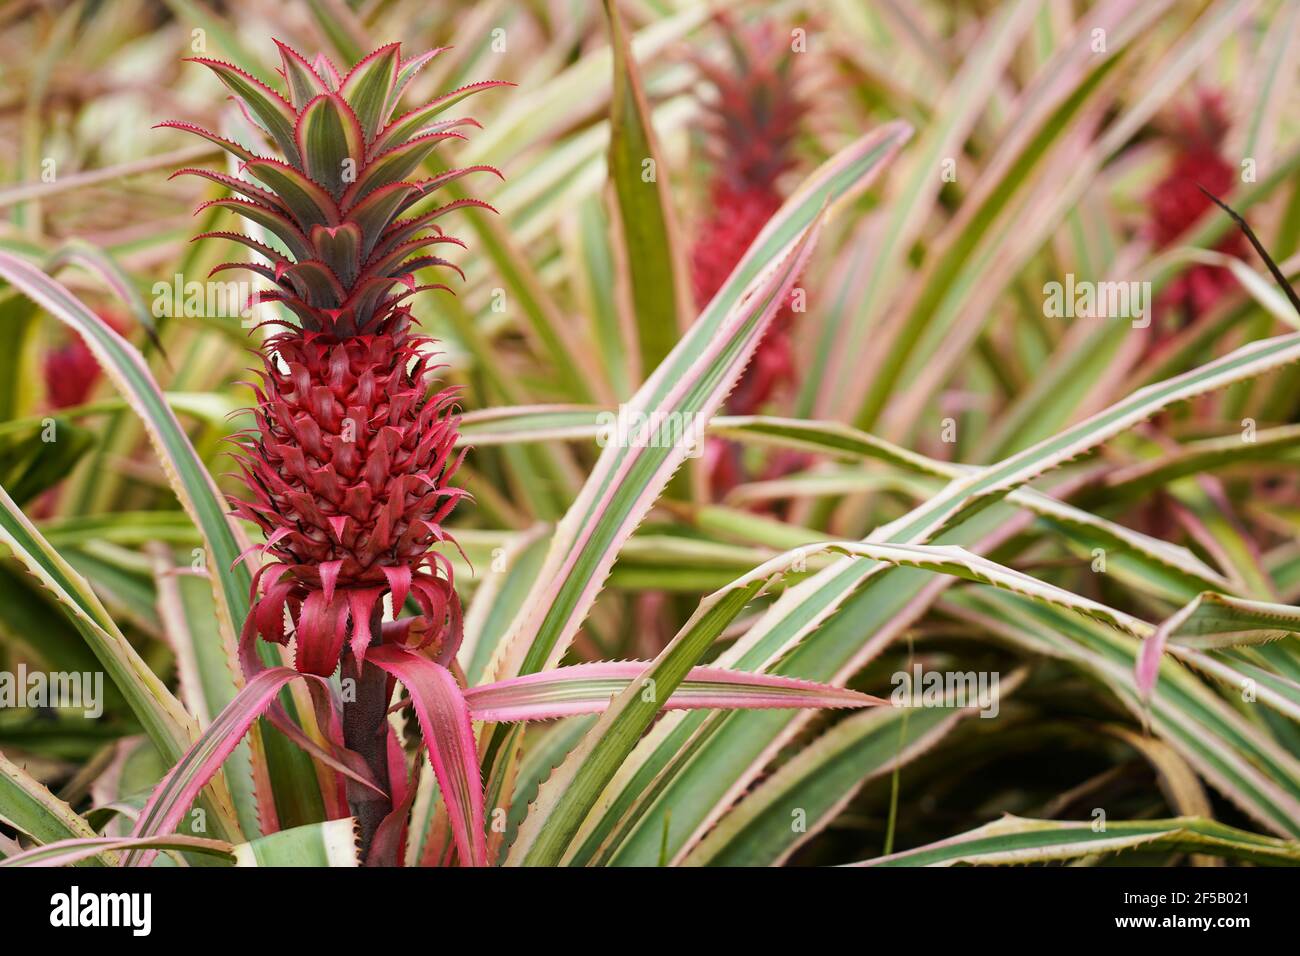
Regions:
[[368, 645, 487, 867], [0, 750, 112, 866], [465, 661, 882, 722], [854, 815, 1300, 867]]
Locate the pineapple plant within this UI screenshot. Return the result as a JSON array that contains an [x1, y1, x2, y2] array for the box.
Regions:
[[164, 42, 505, 681], [163, 44, 510, 855], [690, 19, 809, 496], [691, 20, 806, 415], [22, 39, 880, 867]]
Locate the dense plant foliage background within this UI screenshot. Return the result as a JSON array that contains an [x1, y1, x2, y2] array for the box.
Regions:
[[1, 0, 1299, 868]]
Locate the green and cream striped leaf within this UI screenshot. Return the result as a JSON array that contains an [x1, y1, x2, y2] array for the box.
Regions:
[[870, 0, 1262, 440], [603, 0, 690, 379], [458, 523, 551, 686], [1168, 647, 1300, 724], [456, 406, 1235, 593], [489, 122, 911, 686], [848, 0, 1171, 430], [0, 482, 198, 767], [585, 329, 1300, 865], [1103, 423, 1300, 500], [0, 834, 233, 868], [506, 532, 1140, 865], [0, 254, 250, 676], [711, 416, 1230, 593], [809, 0, 1041, 417], [853, 815, 1300, 867], [232, 818, 359, 867], [948, 588, 1300, 837], [684, 692, 1007, 867], [0, 750, 111, 866], [1137, 592, 1300, 697], [0, 251, 321, 831], [480, 207, 840, 846]]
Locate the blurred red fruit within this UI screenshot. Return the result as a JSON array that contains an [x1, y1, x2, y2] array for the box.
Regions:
[[1147, 89, 1244, 328]]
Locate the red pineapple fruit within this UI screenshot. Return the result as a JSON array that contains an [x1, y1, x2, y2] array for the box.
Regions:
[[166, 43, 509, 676], [690, 21, 807, 496], [1147, 89, 1244, 330], [235, 326, 466, 676]]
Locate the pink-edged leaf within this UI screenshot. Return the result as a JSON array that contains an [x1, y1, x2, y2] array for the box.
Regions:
[[171, 166, 286, 210], [367, 167, 502, 247], [127, 667, 318, 865], [361, 236, 464, 284], [389, 47, 448, 115], [276, 39, 328, 108], [375, 114, 481, 156], [192, 230, 290, 268], [295, 93, 367, 198], [373, 282, 455, 316], [371, 80, 513, 157], [346, 182, 427, 258], [154, 121, 260, 163], [209, 260, 277, 284], [341, 131, 466, 210], [339, 42, 401, 141], [464, 661, 883, 722], [367, 645, 487, 867], [390, 195, 498, 234], [1137, 618, 1180, 700], [234, 618, 387, 797], [0, 252, 251, 776], [489, 122, 914, 688], [242, 157, 341, 230], [1, 835, 234, 868], [381, 565, 412, 615], [311, 222, 363, 286], [197, 198, 314, 260], [319, 559, 343, 606], [346, 588, 383, 663], [276, 258, 347, 307], [338, 273, 411, 319], [383, 255, 462, 282], [1136, 592, 1300, 697], [293, 588, 349, 676], [185, 57, 300, 164], [395, 165, 504, 217], [494, 210, 825, 684], [313, 52, 343, 90]]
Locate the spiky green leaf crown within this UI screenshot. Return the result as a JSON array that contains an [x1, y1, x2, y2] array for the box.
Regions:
[[696, 20, 806, 195], [163, 41, 510, 335]]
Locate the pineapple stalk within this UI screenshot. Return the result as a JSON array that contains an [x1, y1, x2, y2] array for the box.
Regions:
[[341, 613, 393, 862]]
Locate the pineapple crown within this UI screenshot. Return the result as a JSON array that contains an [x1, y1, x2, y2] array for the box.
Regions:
[[1169, 87, 1232, 153], [694, 18, 806, 194], [162, 41, 511, 335]]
